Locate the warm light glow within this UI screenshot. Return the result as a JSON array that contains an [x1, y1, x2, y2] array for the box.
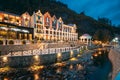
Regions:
[[98, 48, 101, 51], [4, 78, 8, 80], [70, 57, 78, 61], [3, 56, 8, 62], [69, 64, 73, 70], [23, 16, 26, 19], [0, 17, 3, 21], [77, 64, 83, 70], [94, 54, 98, 57], [34, 55, 39, 61], [77, 54, 81, 57], [57, 53, 62, 62], [29, 65, 44, 72], [70, 50, 73, 57], [56, 67, 62, 73], [57, 53, 61, 58], [98, 51, 102, 55], [34, 73, 40, 80]]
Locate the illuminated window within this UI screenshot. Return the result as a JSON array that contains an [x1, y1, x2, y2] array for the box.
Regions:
[[46, 17, 49, 22]]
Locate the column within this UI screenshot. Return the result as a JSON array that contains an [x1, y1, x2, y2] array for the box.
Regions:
[[59, 31, 60, 40], [44, 29, 46, 40], [87, 38, 88, 45], [62, 31, 63, 41], [48, 29, 50, 40], [56, 31, 57, 41], [90, 39, 91, 46], [52, 30, 54, 40]]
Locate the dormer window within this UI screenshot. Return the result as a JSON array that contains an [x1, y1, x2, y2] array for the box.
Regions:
[[46, 17, 49, 22], [38, 16, 40, 20], [52, 20, 57, 30], [58, 22, 62, 30]]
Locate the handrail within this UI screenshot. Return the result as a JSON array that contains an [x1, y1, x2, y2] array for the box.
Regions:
[[1, 47, 80, 57]]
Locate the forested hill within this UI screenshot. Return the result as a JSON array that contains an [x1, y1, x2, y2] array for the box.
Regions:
[[0, 0, 120, 42]]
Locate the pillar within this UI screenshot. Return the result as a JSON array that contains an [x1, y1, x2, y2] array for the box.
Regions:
[[44, 29, 46, 40], [89, 39, 91, 46]]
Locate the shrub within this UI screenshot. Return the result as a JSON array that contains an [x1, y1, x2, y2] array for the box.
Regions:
[[9, 40, 14, 44]]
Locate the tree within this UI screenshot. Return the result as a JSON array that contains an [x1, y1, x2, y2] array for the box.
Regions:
[[93, 29, 111, 43], [98, 17, 112, 26]]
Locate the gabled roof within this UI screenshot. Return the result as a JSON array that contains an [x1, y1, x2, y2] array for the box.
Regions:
[[44, 12, 51, 17], [35, 10, 43, 16], [21, 12, 30, 16], [52, 15, 57, 21], [58, 17, 63, 22]]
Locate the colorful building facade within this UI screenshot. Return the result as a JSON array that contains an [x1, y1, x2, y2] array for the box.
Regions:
[[0, 10, 78, 41], [31, 10, 78, 41]]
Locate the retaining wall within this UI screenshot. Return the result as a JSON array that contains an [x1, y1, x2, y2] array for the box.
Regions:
[[109, 48, 120, 80], [0, 50, 79, 68]]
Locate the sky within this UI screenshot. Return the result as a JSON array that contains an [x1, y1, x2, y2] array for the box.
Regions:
[[57, 0, 120, 26]]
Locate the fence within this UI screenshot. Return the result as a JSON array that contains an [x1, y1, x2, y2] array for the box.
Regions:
[[4, 47, 80, 57]]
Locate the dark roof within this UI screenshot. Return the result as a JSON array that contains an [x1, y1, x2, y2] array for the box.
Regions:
[[0, 10, 20, 17]]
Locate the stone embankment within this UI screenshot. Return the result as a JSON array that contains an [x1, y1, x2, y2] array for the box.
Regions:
[[109, 47, 120, 80], [0, 42, 86, 68], [0, 50, 79, 68]]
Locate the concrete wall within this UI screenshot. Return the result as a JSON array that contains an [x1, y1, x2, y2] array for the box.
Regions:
[[109, 48, 120, 80], [0, 50, 79, 68]]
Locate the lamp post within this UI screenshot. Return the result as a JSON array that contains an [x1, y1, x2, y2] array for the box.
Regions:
[[112, 37, 119, 47]]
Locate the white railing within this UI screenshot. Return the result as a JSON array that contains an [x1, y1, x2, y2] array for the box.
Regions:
[[6, 47, 79, 57]]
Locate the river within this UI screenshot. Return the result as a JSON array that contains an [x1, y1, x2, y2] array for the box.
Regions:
[[0, 49, 112, 80]]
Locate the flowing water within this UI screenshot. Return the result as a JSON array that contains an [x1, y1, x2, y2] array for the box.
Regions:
[[0, 49, 112, 80]]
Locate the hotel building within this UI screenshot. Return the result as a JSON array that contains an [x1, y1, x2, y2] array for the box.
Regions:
[[0, 10, 78, 41], [0, 11, 33, 40], [31, 10, 78, 41]]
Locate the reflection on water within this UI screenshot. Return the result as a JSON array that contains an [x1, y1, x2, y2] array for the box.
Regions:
[[4, 77, 8, 80], [89, 49, 112, 80], [34, 73, 40, 80], [56, 67, 62, 74], [76, 64, 83, 70], [0, 49, 112, 80], [69, 64, 73, 70]]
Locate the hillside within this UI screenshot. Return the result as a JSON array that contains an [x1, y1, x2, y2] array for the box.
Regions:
[[0, 0, 119, 42]]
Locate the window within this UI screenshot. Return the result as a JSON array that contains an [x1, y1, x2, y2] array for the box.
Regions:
[[38, 16, 40, 20], [46, 17, 49, 22], [52, 20, 57, 30]]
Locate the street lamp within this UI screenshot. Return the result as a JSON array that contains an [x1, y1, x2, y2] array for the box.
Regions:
[[112, 37, 119, 47]]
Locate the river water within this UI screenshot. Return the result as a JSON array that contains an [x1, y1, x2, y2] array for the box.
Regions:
[[0, 49, 112, 80]]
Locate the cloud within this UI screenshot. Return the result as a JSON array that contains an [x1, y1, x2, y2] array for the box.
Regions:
[[57, 0, 120, 25]]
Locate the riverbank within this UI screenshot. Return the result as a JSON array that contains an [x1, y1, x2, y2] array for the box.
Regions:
[[109, 47, 120, 80], [0, 48, 112, 80], [0, 49, 94, 80]]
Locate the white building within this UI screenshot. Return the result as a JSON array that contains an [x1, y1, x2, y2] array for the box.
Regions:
[[31, 10, 78, 41], [79, 34, 92, 46]]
